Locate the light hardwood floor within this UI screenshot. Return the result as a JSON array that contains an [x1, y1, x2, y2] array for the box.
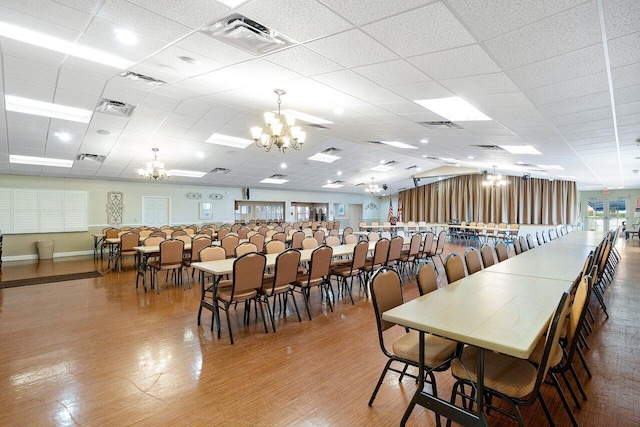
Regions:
[[0, 238, 638, 426]]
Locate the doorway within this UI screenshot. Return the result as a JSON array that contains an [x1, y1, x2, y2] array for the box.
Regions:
[[142, 196, 170, 227], [586, 199, 626, 231], [348, 204, 362, 230]]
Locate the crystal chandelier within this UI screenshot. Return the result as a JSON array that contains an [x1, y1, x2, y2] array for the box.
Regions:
[[138, 148, 170, 181], [482, 165, 506, 187], [365, 177, 382, 194], [251, 89, 306, 152]]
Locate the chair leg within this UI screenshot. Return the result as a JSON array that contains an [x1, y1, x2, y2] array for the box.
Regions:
[[536, 390, 555, 427], [368, 359, 392, 406], [288, 290, 302, 322], [550, 373, 578, 427]]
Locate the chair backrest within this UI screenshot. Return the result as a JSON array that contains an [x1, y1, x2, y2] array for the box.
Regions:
[[444, 252, 466, 284], [249, 233, 265, 251], [270, 249, 301, 289], [464, 247, 483, 275], [495, 241, 509, 262], [144, 236, 165, 247], [313, 230, 325, 244], [372, 238, 390, 266], [139, 229, 153, 238], [519, 235, 529, 252], [265, 240, 286, 254], [308, 245, 333, 281], [434, 230, 446, 255], [325, 235, 340, 246], [417, 263, 438, 296], [368, 232, 380, 242], [231, 252, 266, 295], [172, 230, 187, 237], [117, 230, 129, 238], [351, 240, 369, 270], [480, 244, 496, 268], [407, 233, 422, 257], [549, 228, 558, 240], [105, 228, 119, 238], [120, 232, 139, 251], [302, 228, 313, 237], [199, 246, 226, 262], [329, 228, 339, 236], [221, 235, 240, 256], [291, 231, 305, 249], [190, 237, 211, 260], [422, 232, 435, 257], [216, 228, 229, 240], [231, 224, 241, 232], [237, 227, 249, 239], [541, 229, 549, 243], [344, 234, 357, 245], [199, 229, 213, 237], [513, 238, 522, 254], [159, 239, 184, 265], [235, 242, 258, 257], [175, 234, 192, 245], [371, 221, 379, 227], [150, 231, 167, 238], [271, 232, 286, 242], [536, 232, 544, 246], [358, 221, 367, 228], [343, 227, 353, 238], [386, 236, 404, 265], [370, 268, 404, 335], [526, 234, 536, 249], [302, 236, 319, 250], [564, 276, 592, 367], [380, 231, 392, 240]]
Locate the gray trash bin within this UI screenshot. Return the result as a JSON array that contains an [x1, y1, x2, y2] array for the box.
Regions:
[[36, 240, 55, 260]]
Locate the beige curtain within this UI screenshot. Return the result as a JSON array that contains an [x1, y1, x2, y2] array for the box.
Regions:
[[400, 175, 577, 224]]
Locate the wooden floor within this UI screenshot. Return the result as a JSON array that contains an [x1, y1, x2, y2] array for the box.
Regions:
[[0, 238, 638, 426]]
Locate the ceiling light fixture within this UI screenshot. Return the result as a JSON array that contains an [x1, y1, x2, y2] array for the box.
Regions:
[[0, 22, 134, 69], [414, 96, 491, 121], [483, 166, 506, 187], [251, 89, 306, 152], [5, 95, 93, 123], [371, 164, 394, 172], [365, 177, 382, 194], [500, 145, 541, 155], [205, 133, 253, 148], [379, 141, 418, 149], [169, 169, 206, 178], [9, 154, 73, 168], [138, 148, 170, 181]]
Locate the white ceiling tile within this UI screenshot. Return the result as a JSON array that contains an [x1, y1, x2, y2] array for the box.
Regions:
[[126, 0, 230, 29], [352, 60, 430, 87], [614, 84, 640, 104], [526, 72, 609, 106], [175, 33, 254, 65], [549, 107, 613, 127], [447, 0, 587, 40], [54, 90, 99, 111], [2, 56, 59, 87], [4, 77, 55, 101], [238, 0, 352, 43], [312, 70, 405, 104], [319, 0, 434, 25], [484, 2, 601, 70], [388, 81, 454, 100], [603, 0, 640, 39], [608, 31, 640, 68], [1, 0, 93, 31], [0, 38, 68, 68], [408, 44, 501, 80], [305, 29, 398, 68], [540, 92, 611, 117], [58, 70, 107, 97], [263, 46, 343, 76], [50, 0, 102, 14], [362, 2, 476, 57], [617, 101, 640, 117], [612, 62, 640, 89], [440, 73, 520, 97]]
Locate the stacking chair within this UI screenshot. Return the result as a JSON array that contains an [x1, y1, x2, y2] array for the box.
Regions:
[[519, 235, 529, 252], [291, 231, 304, 250], [195, 246, 227, 297], [214, 252, 268, 344], [171, 229, 187, 238], [385, 236, 404, 275], [362, 238, 390, 283], [116, 232, 139, 272], [149, 231, 167, 238], [265, 240, 286, 254], [148, 239, 186, 293], [541, 229, 549, 243], [380, 231, 392, 240], [513, 238, 522, 255], [260, 249, 302, 331], [234, 242, 258, 257], [416, 263, 438, 296], [536, 232, 544, 246], [449, 292, 570, 426], [302, 236, 319, 250], [292, 245, 334, 320], [344, 234, 357, 245], [464, 247, 483, 275], [221, 235, 239, 258], [184, 236, 212, 280], [420, 231, 436, 264], [427, 231, 447, 273], [398, 233, 422, 282], [330, 240, 368, 303], [526, 234, 537, 249], [495, 241, 509, 262], [325, 235, 340, 246], [368, 231, 380, 242], [480, 244, 496, 268], [549, 228, 558, 240], [271, 232, 286, 242], [249, 233, 265, 252], [313, 230, 325, 245], [342, 227, 353, 242], [444, 252, 466, 284], [217, 228, 229, 240], [237, 227, 249, 239], [368, 268, 457, 407]]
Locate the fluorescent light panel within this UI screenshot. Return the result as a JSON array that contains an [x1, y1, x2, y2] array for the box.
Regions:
[[217, 0, 250, 6], [260, 178, 288, 184], [205, 133, 253, 148], [371, 165, 393, 172], [537, 164, 564, 170], [308, 153, 340, 163], [279, 109, 333, 125], [322, 183, 343, 188], [10, 155, 73, 167], [5, 95, 93, 123], [500, 145, 541, 155], [169, 170, 207, 178], [0, 22, 134, 69], [380, 141, 417, 149], [413, 96, 491, 121]]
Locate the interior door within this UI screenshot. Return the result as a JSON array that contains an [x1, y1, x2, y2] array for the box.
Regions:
[[586, 198, 626, 231], [348, 204, 362, 230], [142, 196, 169, 227]]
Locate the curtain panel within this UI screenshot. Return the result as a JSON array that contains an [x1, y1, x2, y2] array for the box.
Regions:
[[399, 175, 577, 224]]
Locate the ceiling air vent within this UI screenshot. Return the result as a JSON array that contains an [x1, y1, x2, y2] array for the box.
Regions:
[[269, 174, 286, 179], [384, 160, 398, 165], [405, 165, 418, 170], [96, 99, 136, 117], [307, 123, 330, 130], [471, 144, 505, 151], [210, 167, 230, 174], [322, 147, 342, 154], [201, 13, 295, 55], [515, 162, 536, 167], [354, 182, 366, 187], [76, 153, 105, 163], [120, 71, 166, 86], [418, 121, 463, 130], [423, 156, 439, 160]]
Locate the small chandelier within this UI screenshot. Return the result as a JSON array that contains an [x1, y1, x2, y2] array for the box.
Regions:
[[483, 165, 506, 187], [251, 89, 306, 152], [365, 177, 382, 194], [138, 148, 170, 181]]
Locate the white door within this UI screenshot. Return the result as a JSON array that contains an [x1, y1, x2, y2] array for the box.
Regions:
[[142, 196, 170, 227], [586, 198, 626, 231], [348, 204, 362, 230]]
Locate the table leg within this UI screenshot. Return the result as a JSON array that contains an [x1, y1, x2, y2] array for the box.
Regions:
[[137, 253, 149, 292]]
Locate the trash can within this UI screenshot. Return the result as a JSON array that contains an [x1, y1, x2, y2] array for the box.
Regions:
[[36, 240, 55, 260]]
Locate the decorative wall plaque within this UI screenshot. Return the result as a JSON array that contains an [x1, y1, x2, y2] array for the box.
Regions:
[[106, 191, 124, 225], [208, 193, 224, 200], [365, 202, 378, 210], [185, 192, 202, 200]]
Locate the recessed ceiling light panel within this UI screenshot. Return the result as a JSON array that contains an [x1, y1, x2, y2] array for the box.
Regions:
[[308, 153, 340, 163], [279, 109, 333, 125], [499, 145, 542, 155], [5, 95, 93, 123], [169, 170, 207, 178], [10, 155, 73, 167], [414, 97, 491, 121], [379, 141, 417, 149], [371, 165, 394, 172], [205, 133, 253, 148]]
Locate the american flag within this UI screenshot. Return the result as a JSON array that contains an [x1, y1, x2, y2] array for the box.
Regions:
[[397, 196, 403, 222], [387, 197, 394, 221]]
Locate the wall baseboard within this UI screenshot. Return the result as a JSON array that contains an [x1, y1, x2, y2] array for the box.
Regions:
[[2, 250, 94, 262]]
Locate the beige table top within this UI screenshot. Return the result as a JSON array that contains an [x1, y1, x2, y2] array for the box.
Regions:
[[546, 230, 606, 247], [383, 271, 570, 358], [134, 243, 192, 253], [485, 242, 593, 282]]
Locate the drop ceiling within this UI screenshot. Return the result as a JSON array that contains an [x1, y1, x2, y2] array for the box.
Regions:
[[0, 0, 639, 194]]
